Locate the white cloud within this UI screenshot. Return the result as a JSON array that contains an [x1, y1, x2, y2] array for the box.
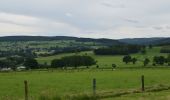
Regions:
[[65, 13, 73, 17], [0, 12, 80, 36], [0, 0, 169, 38]]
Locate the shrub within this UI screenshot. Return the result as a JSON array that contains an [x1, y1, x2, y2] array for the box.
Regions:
[[51, 55, 96, 68]]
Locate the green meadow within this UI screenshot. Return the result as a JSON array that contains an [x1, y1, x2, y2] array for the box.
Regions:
[[0, 46, 169, 99], [37, 46, 167, 68], [1, 69, 170, 100]]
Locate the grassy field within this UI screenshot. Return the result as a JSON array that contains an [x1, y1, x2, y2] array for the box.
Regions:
[[1, 69, 170, 100], [104, 90, 170, 100], [37, 46, 167, 68], [0, 46, 170, 100]]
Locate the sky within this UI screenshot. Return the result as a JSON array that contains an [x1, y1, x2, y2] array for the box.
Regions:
[[0, 0, 170, 39]]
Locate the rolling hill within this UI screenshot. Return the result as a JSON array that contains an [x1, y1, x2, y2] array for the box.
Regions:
[[0, 36, 124, 46], [119, 37, 170, 45], [151, 38, 170, 45]]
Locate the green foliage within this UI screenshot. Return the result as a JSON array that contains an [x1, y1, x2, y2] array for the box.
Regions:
[[51, 55, 96, 68], [160, 46, 170, 53], [112, 64, 117, 68], [149, 45, 153, 49], [0, 56, 25, 70], [51, 59, 65, 68], [167, 54, 170, 63], [37, 46, 169, 68], [144, 58, 150, 66], [131, 58, 137, 64], [153, 56, 166, 65], [7, 56, 24, 65], [141, 49, 146, 54], [123, 55, 132, 64], [94, 45, 142, 55], [0, 36, 123, 58], [24, 58, 38, 69], [96, 65, 99, 68]]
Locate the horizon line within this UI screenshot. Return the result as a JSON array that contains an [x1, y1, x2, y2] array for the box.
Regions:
[[0, 35, 169, 40]]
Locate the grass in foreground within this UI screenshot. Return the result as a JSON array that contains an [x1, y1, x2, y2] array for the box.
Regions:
[[39, 84, 170, 100], [1, 69, 170, 99]]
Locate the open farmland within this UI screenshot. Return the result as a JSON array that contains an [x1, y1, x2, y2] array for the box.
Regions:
[[1, 69, 170, 100], [0, 36, 169, 100], [0, 46, 169, 99], [37, 46, 168, 68]]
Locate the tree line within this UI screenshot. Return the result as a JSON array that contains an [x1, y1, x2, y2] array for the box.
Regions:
[[38, 46, 92, 57], [122, 54, 170, 66], [94, 45, 144, 55], [51, 55, 97, 68], [160, 46, 170, 53], [0, 56, 38, 70], [0, 55, 97, 70]]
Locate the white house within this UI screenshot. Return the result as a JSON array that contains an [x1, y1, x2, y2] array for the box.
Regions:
[[0, 68, 12, 72], [17, 66, 26, 71]]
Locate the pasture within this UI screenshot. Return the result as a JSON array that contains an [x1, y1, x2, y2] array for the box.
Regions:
[[37, 46, 167, 68], [0, 46, 170, 100], [1, 69, 170, 100]]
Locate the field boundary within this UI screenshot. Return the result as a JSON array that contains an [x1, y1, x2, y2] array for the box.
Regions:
[[51, 84, 170, 100]]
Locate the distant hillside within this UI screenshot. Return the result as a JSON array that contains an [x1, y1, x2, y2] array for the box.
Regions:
[[1, 36, 169, 46], [0, 36, 124, 46], [0, 36, 76, 41], [152, 38, 170, 45], [119, 38, 169, 45]]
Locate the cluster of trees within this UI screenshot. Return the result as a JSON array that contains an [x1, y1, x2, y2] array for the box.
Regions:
[[0, 41, 95, 58], [160, 46, 170, 53], [0, 55, 97, 70], [0, 49, 36, 58], [0, 45, 92, 58], [122, 55, 151, 66], [23, 58, 39, 69], [122, 55, 137, 64], [51, 55, 96, 68], [38, 46, 92, 57], [94, 45, 143, 55], [153, 55, 170, 66], [122, 54, 170, 66], [0, 56, 38, 70]]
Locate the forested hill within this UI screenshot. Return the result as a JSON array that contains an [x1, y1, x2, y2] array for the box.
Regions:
[[119, 37, 170, 45], [1, 36, 169, 46], [0, 36, 124, 45], [119, 38, 163, 45], [152, 38, 170, 45]]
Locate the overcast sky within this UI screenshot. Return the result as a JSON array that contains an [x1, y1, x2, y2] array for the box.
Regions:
[[0, 0, 170, 39]]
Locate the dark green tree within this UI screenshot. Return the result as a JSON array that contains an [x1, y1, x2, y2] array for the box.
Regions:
[[51, 55, 96, 68], [159, 56, 166, 65], [131, 58, 137, 64], [24, 58, 38, 69], [167, 54, 170, 63], [83, 56, 97, 68], [51, 59, 65, 68], [149, 45, 153, 49], [112, 64, 117, 68], [144, 58, 150, 66], [153, 56, 166, 65], [123, 55, 132, 64], [96, 65, 99, 68], [0, 60, 6, 68], [141, 49, 146, 55]]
